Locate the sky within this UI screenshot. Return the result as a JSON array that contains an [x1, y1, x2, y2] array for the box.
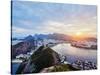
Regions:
[[12, 1, 97, 38]]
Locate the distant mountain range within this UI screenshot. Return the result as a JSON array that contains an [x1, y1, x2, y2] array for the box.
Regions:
[[12, 33, 72, 41], [34, 33, 72, 41], [12, 33, 97, 42], [23, 35, 34, 42]]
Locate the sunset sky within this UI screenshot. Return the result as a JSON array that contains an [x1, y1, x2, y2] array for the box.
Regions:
[[12, 1, 97, 38]]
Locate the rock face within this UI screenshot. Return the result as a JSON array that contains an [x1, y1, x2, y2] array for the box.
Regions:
[[16, 46, 61, 74], [12, 35, 37, 59], [34, 33, 72, 41], [12, 41, 35, 59], [23, 35, 34, 42]]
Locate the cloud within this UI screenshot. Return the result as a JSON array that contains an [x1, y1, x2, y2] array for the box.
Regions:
[[38, 21, 77, 34], [12, 26, 30, 33], [12, 1, 97, 37]]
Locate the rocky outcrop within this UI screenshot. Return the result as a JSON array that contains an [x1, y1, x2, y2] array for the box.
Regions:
[[12, 41, 35, 59], [16, 46, 61, 74], [23, 35, 34, 42]]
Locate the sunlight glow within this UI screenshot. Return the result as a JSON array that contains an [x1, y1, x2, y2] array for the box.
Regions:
[[75, 32, 82, 36]]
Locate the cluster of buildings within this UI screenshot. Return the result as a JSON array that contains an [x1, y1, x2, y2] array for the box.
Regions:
[[15, 50, 35, 60], [58, 55, 97, 70], [72, 60, 97, 70], [71, 40, 97, 49]]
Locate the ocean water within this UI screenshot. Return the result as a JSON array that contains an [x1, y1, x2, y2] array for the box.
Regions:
[[12, 40, 22, 45], [52, 43, 97, 63], [12, 40, 22, 74], [11, 63, 20, 74]]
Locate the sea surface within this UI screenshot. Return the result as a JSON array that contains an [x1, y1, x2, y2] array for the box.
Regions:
[[11, 63, 20, 74], [12, 40, 22, 45], [52, 43, 97, 63]]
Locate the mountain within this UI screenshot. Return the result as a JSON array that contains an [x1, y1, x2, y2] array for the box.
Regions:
[[34, 34, 48, 39], [12, 41, 35, 59], [34, 33, 72, 41], [12, 37, 18, 41], [16, 46, 79, 74], [23, 35, 34, 42], [47, 33, 72, 41], [16, 46, 60, 74]]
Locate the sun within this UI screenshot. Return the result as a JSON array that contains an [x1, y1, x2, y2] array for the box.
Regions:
[[75, 32, 82, 36], [73, 32, 86, 41], [73, 32, 83, 41]]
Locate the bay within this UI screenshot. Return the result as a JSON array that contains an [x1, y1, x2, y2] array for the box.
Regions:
[[52, 43, 97, 63]]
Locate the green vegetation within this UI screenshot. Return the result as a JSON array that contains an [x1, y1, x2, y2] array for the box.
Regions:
[[30, 46, 60, 72], [49, 64, 79, 72]]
